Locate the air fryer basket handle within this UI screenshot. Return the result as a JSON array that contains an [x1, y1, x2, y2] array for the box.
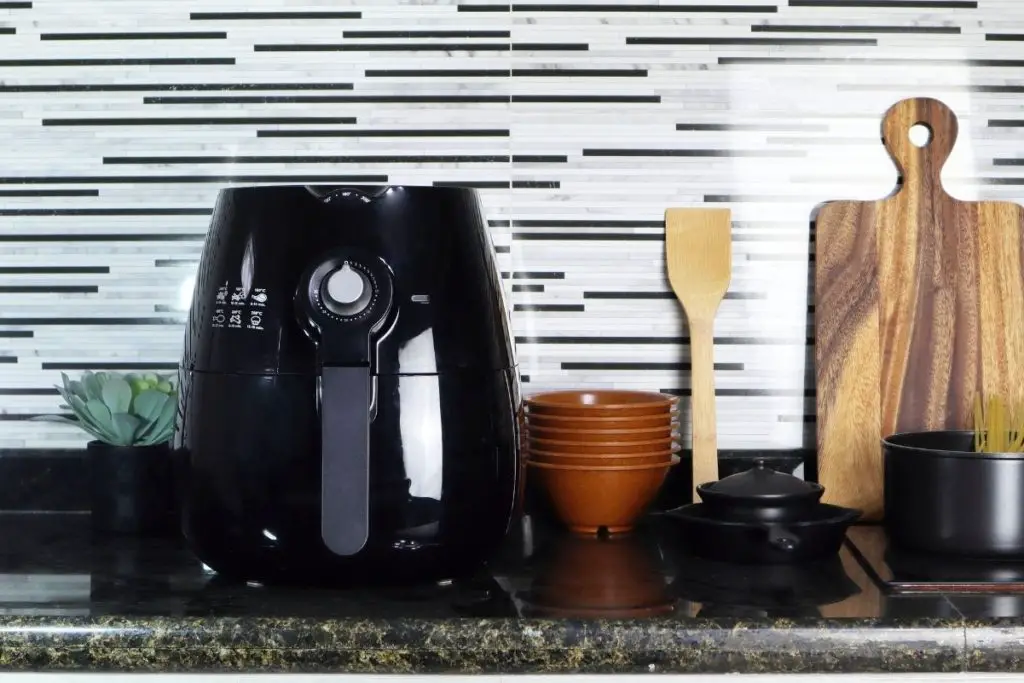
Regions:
[[320, 365, 371, 556]]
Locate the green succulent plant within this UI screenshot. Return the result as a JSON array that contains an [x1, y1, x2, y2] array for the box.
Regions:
[[41, 371, 178, 447]]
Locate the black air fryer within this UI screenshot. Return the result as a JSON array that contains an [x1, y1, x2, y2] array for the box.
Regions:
[[175, 185, 520, 585]]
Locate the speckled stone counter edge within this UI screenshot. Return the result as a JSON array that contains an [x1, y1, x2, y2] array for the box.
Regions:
[[0, 617, 973, 674]]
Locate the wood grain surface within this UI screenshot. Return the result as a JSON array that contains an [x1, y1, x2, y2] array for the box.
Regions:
[[815, 97, 1024, 521]]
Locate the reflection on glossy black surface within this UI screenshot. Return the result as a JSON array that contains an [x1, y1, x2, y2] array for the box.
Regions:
[[176, 185, 520, 585], [0, 514, 1009, 622]]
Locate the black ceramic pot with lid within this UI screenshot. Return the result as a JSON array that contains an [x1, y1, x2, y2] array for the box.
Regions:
[[663, 461, 861, 565], [696, 460, 824, 522]]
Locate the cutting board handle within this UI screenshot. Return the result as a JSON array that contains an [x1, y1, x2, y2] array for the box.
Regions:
[[881, 97, 958, 193]]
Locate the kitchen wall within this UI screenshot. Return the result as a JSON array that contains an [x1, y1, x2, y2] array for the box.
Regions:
[[0, 0, 1019, 454]]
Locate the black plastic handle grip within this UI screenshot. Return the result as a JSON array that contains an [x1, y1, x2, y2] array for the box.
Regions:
[[320, 365, 371, 556]]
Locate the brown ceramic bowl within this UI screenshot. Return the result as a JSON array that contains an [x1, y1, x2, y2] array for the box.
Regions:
[[528, 435, 676, 455], [531, 534, 671, 610], [527, 456, 679, 535], [525, 424, 678, 444], [526, 390, 678, 417], [528, 446, 677, 467], [526, 412, 677, 431]]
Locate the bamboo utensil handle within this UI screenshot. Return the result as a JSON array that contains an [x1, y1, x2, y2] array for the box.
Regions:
[[665, 207, 732, 503], [688, 316, 719, 500]]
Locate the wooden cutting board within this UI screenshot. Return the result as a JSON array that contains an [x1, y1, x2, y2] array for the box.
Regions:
[[815, 96, 1024, 521]]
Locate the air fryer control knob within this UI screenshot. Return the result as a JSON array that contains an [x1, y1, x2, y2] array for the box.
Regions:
[[321, 262, 373, 317]]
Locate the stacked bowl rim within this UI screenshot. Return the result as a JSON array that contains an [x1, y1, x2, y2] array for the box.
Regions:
[[525, 390, 678, 417]]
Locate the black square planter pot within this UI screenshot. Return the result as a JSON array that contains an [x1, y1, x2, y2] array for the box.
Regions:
[[88, 440, 176, 536]]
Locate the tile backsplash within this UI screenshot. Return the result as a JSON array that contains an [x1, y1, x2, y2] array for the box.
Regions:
[[0, 0, 1020, 450]]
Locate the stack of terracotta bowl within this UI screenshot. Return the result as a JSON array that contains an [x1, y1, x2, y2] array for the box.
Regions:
[[523, 390, 680, 536]]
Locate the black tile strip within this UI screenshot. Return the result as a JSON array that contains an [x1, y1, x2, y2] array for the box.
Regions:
[[489, 220, 512, 228], [0, 28, 14, 35], [8, 83, 354, 93], [987, 34, 1024, 41], [513, 180, 560, 188], [990, 120, 1024, 127], [752, 24, 959, 34], [513, 284, 545, 292], [514, 232, 662, 241], [976, 178, 1024, 185], [512, 4, 777, 11], [562, 362, 744, 371], [513, 68, 647, 77], [0, 331, 31, 337], [514, 304, 584, 312], [628, 36, 876, 46], [0, 189, 97, 197], [0, 234, 203, 242], [458, 4, 510, 9], [191, 11, 361, 19], [0, 208, 210, 216], [41, 32, 227, 40], [44, 116, 357, 126], [992, 158, 1024, 165], [494, 245, 511, 254], [259, 128, 509, 138], [514, 219, 662, 227], [255, 43, 510, 52], [40, 362, 178, 370], [584, 291, 765, 300], [513, 155, 568, 162], [0, 318, 183, 325], [721, 56, 1024, 66], [344, 30, 510, 38], [511, 272, 565, 279], [144, 95, 507, 104], [0, 266, 108, 274], [0, 2, 31, 7], [365, 69, 508, 77], [512, 43, 588, 50], [0, 286, 98, 294], [0, 174, 387, 184], [584, 291, 675, 299], [789, 0, 975, 6], [104, 155, 508, 164], [0, 357, 17, 364], [154, 259, 198, 267], [0, 389, 56, 396], [0, 58, 235, 66], [513, 95, 659, 103], [583, 148, 803, 157], [677, 122, 829, 131], [433, 181, 510, 189]]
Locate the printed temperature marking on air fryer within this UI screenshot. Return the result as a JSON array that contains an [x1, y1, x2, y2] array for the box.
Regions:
[[247, 311, 264, 331]]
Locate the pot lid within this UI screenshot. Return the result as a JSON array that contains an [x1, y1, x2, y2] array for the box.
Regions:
[[700, 460, 822, 500]]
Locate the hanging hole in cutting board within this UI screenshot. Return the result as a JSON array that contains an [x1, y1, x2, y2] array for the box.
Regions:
[[909, 123, 932, 148]]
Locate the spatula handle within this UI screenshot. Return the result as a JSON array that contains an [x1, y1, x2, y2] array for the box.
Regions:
[[689, 317, 719, 502]]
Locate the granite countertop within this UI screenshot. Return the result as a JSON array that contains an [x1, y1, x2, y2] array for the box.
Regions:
[[0, 512, 1020, 675]]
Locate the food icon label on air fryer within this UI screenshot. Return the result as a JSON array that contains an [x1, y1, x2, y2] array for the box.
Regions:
[[210, 281, 267, 331]]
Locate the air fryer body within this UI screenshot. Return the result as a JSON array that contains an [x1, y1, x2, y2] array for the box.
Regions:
[[175, 185, 520, 584]]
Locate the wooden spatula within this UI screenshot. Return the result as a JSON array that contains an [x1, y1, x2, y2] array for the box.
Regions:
[[665, 208, 732, 503]]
